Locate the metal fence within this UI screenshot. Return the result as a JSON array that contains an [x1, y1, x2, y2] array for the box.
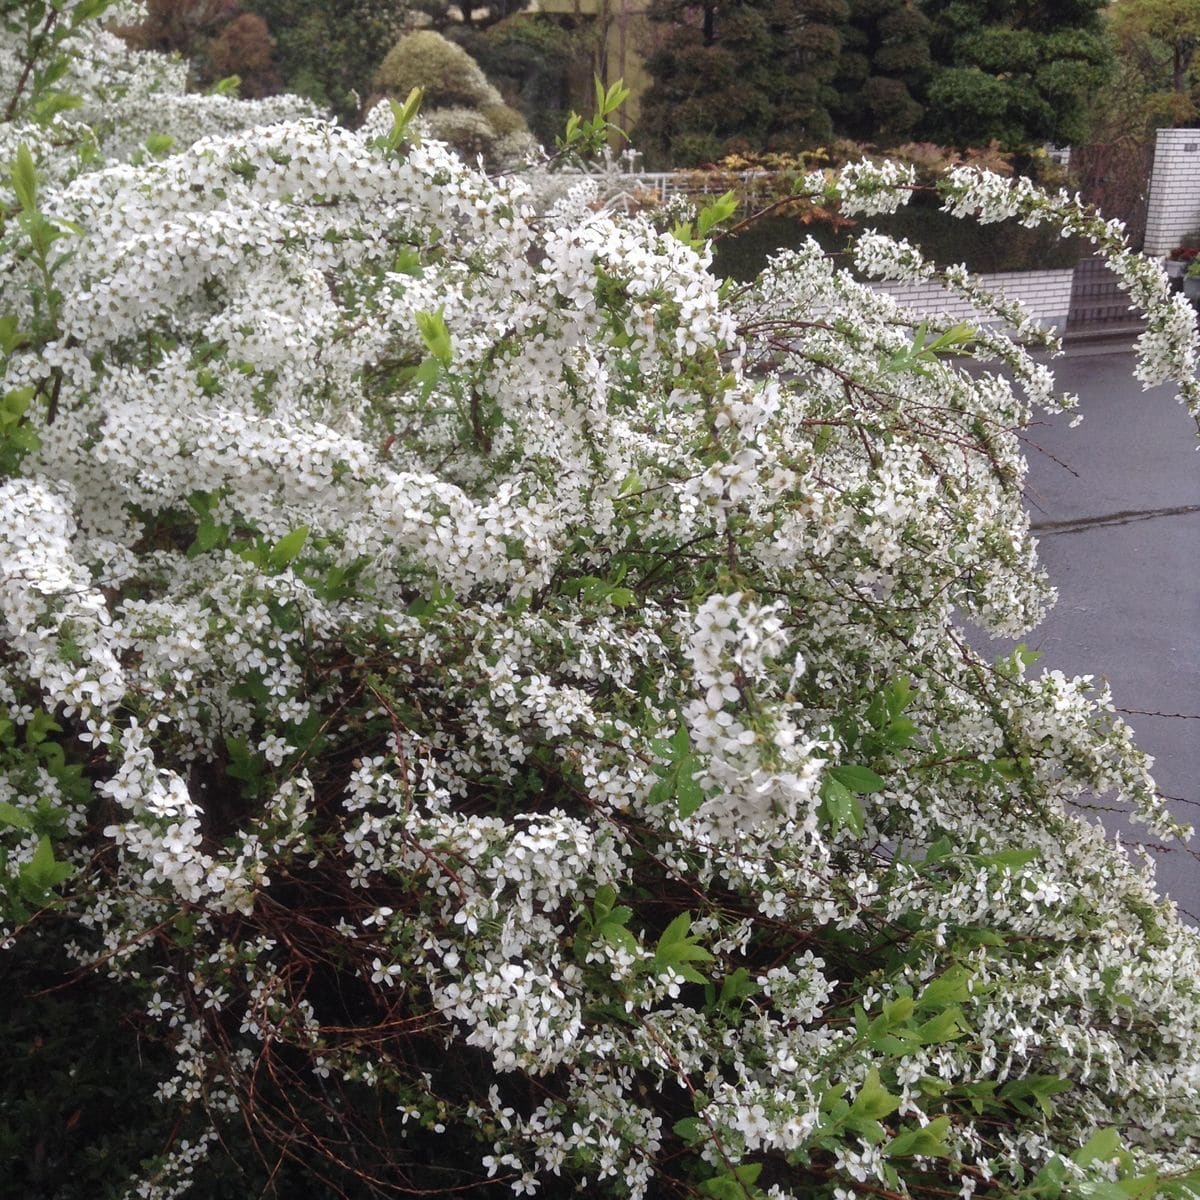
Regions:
[[1065, 255, 1144, 336]]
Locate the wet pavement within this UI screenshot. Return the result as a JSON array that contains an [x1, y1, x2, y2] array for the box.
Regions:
[[999, 347, 1200, 916]]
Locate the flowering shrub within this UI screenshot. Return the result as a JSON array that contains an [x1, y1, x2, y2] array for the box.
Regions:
[[4, 4, 1200, 1199]]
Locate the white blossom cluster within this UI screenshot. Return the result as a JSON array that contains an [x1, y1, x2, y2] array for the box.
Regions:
[[3, 7, 1200, 1200]]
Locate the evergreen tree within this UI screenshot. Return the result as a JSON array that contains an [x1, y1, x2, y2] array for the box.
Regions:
[[112, 0, 279, 97], [451, 17, 586, 150], [833, 0, 932, 143], [918, 0, 1112, 148], [639, 0, 850, 166], [237, 0, 411, 119], [1110, 0, 1200, 104]]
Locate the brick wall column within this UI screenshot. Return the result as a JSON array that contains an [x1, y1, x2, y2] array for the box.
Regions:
[[1143, 129, 1200, 257]]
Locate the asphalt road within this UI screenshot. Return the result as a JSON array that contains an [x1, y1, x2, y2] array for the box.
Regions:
[[998, 347, 1200, 917]]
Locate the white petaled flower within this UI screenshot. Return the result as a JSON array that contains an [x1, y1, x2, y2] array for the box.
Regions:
[[371, 958, 403, 987]]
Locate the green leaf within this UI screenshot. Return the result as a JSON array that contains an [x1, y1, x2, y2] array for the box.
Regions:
[[269, 525, 309, 570], [701, 1163, 761, 1200], [145, 132, 175, 158], [657, 911, 692, 950], [604, 79, 630, 113], [882, 994, 914, 1025], [1160, 1170, 1200, 1200], [411, 354, 441, 397], [916, 964, 973, 1012], [1114, 1175, 1162, 1200], [676, 758, 704, 818], [191, 521, 225, 554], [915, 1005, 967, 1045], [30, 89, 83, 125], [954, 1080, 998, 1115], [1001, 1074, 1071, 1118], [593, 884, 616, 918], [0, 801, 34, 831], [415, 309, 452, 365], [885, 1115, 952, 1159], [385, 87, 424, 149], [72, 0, 116, 24], [884, 677, 911, 718], [829, 764, 885, 793], [26, 710, 61, 745], [1031, 1156, 1070, 1199], [599, 923, 638, 954], [1073, 1128, 1122, 1168], [224, 735, 264, 797], [0, 315, 27, 355], [21, 836, 74, 897], [393, 245, 423, 276], [593, 75, 631, 118], [28, 835, 54, 878], [11, 143, 36, 212], [669, 722, 690, 757], [670, 219, 697, 248], [696, 190, 739, 239], [849, 1069, 900, 1122], [812, 423, 836, 455], [976, 847, 1040, 872], [0, 385, 32, 424], [653, 911, 712, 981], [924, 836, 953, 862], [820, 777, 865, 836], [1074, 1183, 1134, 1200], [925, 322, 976, 354], [647, 776, 673, 806], [716, 967, 759, 1009]]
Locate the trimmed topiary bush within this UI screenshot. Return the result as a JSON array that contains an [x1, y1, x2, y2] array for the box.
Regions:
[[373, 29, 535, 163], [374, 29, 504, 108]]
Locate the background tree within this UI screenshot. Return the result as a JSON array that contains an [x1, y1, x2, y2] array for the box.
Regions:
[[234, 0, 411, 119], [832, 0, 932, 143], [113, 0, 278, 96], [638, 0, 850, 166], [452, 16, 591, 149], [1108, 0, 1200, 123], [205, 12, 277, 96], [918, 0, 1112, 147], [112, 0, 238, 59]]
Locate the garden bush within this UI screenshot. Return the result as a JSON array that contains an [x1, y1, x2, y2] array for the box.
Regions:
[[3, 4, 1200, 1199], [375, 29, 504, 107], [372, 29, 534, 163]]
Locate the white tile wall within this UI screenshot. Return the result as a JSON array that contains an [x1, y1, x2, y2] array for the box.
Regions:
[[1144, 129, 1200, 256], [874, 269, 1077, 333]]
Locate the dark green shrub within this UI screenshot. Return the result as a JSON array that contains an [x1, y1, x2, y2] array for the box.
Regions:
[[374, 31, 535, 162], [374, 30, 502, 109]]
